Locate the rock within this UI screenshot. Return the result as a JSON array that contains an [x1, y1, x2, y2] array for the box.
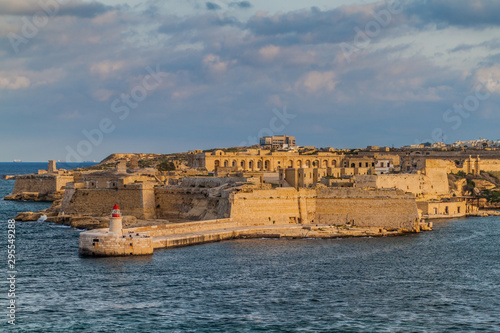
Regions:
[[14, 211, 45, 221], [4, 191, 63, 202], [122, 215, 137, 226], [70, 216, 108, 229], [475, 179, 496, 191]]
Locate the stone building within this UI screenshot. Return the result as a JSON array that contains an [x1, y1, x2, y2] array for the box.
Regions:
[[259, 135, 296, 149], [4, 161, 74, 201], [189, 149, 346, 172]]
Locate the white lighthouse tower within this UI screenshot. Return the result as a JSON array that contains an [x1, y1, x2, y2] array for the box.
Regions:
[[109, 203, 123, 235]]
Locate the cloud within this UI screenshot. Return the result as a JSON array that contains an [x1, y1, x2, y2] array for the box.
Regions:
[[90, 61, 126, 78], [450, 38, 500, 53], [206, 2, 221, 11], [295, 71, 338, 94], [0, 74, 30, 90], [258, 45, 280, 61], [3, 0, 500, 162], [474, 66, 500, 94], [229, 1, 252, 9], [0, 0, 114, 18], [405, 0, 500, 28]]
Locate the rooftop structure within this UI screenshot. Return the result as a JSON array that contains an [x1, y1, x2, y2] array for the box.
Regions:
[[259, 135, 296, 150]]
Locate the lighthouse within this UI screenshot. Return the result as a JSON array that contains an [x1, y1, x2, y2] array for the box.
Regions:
[[109, 203, 123, 235]]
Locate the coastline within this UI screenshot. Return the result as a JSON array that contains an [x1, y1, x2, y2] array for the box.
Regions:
[[79, 220, 431, 256]]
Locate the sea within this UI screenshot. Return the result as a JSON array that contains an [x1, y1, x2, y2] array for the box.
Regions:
[[0, 162, 499, 332]]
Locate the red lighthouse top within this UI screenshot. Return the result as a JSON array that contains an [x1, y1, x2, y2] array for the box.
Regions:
[[112, 204, 121, 217]]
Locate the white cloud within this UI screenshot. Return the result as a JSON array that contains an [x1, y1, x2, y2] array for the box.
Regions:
[[258, 45, 280, 61], [475, 66, 500, 94], [0, 74, 30, 90], [90, 61, 126, 77], [296, 71, 338, 94]]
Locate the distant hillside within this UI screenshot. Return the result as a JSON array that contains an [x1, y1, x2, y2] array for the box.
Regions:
[[80, 152, 190, 172]]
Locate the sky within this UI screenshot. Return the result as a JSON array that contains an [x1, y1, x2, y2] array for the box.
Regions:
[[1, 0, 500, 162]]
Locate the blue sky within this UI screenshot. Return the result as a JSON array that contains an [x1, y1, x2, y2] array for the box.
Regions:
[[1, 0, 500, 161]]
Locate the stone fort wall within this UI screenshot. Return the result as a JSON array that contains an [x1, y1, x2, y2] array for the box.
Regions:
[[230, 187, 419, 230], [63, 183, 155, 219], [355, 160, 449, 196], [154, 188, 231, 221], [13, 174, 73, 195], [314, 188, 418, 229], [63, 183, 419, 231]]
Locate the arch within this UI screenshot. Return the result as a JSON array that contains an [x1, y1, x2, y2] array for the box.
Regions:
[[240, 160, 246, 169], [306, 160, 311, 168], [214, 160, 220, 168], [331, 160, 337, 167], [264, 160, 271, 171], [248, 160, 254, 170], [351, 163, 355, 168], [223, 160, 228, 167], [232, 160, 237, 167], [322, 160, 328, 168], [288, 160, 294, 168], [296, 160, 302, 168], [313, 160, 319, 167], [359, 162, 362, 167], [257, 160, 263, 170]]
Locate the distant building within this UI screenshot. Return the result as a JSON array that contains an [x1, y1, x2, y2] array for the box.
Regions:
[[259, 135, 296, 150]]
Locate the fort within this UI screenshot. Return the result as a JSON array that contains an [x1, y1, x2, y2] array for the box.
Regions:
[[6, 136, 500, 256]]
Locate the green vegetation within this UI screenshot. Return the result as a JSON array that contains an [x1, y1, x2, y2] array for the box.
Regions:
[[488, 172, 500, 182], [139, 159, 155, 168], [481, 189, 500, 202]]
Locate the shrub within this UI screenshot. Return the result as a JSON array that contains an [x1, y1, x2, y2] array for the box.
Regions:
[[158, 161, 176, 171]]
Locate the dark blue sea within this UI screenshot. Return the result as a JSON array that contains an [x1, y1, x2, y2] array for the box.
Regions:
[[1, 163, 499, 332]]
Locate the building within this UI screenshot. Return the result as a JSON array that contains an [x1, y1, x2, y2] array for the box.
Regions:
[[189, 149, 345, 172], [259, 135, 296, 149]]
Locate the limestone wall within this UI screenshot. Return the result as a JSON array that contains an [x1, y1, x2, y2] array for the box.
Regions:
[[127, 218, 236, 237], [417, 201, 467, 219], [315, 188, 418, 229], [55, 175, 74, 191], [478, 159, 500, 172], [63, 183, 156, 219], [229, 187, 419, 230], [12, 174, 66, 194], [180, 177, 254, 188], [154, 188, 231, 221], [230, 188, 304, 226], [355, 168, 449, 196]]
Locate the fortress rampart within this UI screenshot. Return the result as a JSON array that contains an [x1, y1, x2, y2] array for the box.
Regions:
[[230, 187, 419, 230], [63, 183, 156, 219]]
